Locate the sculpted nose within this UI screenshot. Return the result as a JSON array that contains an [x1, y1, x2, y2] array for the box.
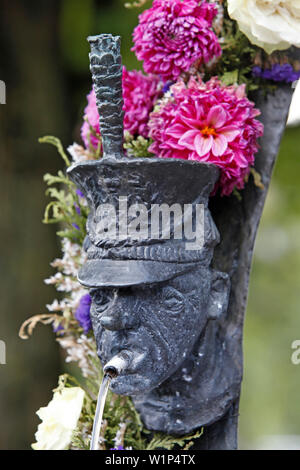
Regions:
[[100, 314, 122, 330], [99, 304, 139, 331]]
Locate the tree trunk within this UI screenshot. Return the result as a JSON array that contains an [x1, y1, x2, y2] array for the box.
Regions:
[[193, 85, 294, 449]]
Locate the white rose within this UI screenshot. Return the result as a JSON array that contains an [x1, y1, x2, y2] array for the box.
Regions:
[[32, 387, 85, 450], [227, 0, 300, 53]]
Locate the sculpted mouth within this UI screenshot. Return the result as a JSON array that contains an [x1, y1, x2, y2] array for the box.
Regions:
[[104, 348, 146, 376], [110, 372, 153, 395]]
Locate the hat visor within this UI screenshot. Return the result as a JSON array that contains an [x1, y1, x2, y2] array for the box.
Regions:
[[78, 259, 195, 288]]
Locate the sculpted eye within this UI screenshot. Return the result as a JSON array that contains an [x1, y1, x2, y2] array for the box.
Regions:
[[90, 289, 114, 311], [163, 287, 185, 314]]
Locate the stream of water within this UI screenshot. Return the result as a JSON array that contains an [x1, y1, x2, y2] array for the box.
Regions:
[[90, 374, 111, 450]]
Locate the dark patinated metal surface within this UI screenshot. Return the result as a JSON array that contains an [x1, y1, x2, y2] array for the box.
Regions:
[[88, 34, 124, 160], [68, 34, 295, 448]]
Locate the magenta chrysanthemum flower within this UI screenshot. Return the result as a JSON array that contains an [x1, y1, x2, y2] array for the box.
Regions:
[[123, 68, 162, 138], [148, 77, 264, 196], [132, 0, 221, 81], [81, 67, 161, 149]]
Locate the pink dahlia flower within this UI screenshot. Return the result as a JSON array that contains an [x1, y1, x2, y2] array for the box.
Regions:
[[132, 0, 221, 82], [123, 68, 162, 138], [81, 67, 161, 149], [81, 88, 100, 150], [149, 77, 264, 196]]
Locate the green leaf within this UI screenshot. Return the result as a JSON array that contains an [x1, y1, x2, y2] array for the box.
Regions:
[[221, 70, 239, 86], [146, 428, 203, 451], [39, 136, 71, 167]]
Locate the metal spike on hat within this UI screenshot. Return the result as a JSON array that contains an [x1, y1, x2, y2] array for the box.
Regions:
[[88, 34, 124, 160]]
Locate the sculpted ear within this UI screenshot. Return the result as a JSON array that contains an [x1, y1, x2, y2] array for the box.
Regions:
[[207, 270, 230, 320], [83, 235, 92, 252]]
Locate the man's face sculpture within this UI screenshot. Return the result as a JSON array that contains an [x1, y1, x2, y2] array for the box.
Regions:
[[66, 30, 238, 436], [89, 267, 228, 396], [67, 158, 234, 431]]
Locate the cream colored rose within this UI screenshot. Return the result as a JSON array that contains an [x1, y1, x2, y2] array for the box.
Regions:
[[228, 0, 300, 53], [32, 387, 85, 450]]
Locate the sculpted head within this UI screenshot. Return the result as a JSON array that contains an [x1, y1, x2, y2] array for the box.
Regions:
[[89, 266, 230, 395], [65, 34, 237, 435], [66, 158, 235, 433]]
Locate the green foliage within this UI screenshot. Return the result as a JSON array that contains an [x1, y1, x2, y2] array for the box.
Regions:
[[220, 69, 239, 87], [124, 0, 150, 9], [146, 429, 203, 451], [39, 136, 88, 244], [66, 368, 203, 450], [39, 136, 71, 167], [213, 3, 280, 94], [215, 18, 259, 92], [124, 132, 153, 158]]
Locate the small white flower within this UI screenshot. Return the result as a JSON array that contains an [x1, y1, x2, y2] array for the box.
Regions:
[[68, 143, 91, 163], [58, 335, 98, 377], [46, 299, 66, 312], [32, 387, 85, 450], [228, 0, 300, 53], [44, 272, 63, 285], [113, 423, 127, 448]]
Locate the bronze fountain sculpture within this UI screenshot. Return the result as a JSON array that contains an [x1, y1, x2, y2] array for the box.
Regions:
[[68, 34, 296, 449]]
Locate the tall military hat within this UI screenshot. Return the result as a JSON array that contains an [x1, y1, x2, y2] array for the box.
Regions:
[[67, 35, 220, 288]]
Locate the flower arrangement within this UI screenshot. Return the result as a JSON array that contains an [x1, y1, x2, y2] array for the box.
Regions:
[[21, 0, 299, 451]]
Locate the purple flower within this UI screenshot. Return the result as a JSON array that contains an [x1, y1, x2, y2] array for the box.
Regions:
[[262, 69, 273, 80], [252, 66, 262, 77], [162, 81, 174, 94], [72, 223, 80, 231], [75, 294, 92, 334], [74, 204, 81, 215], [76, 189, 84, 198], [252, 63, 300, 83], [110, 446, 125, 450], [53, 323, 64, 334]]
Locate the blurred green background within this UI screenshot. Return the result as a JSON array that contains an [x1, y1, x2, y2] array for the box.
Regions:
[[0, 0, 299, 450]]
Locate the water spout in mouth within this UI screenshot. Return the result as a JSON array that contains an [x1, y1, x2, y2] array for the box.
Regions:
[[103, 350, 133, 377], [90, 350, 133, 450]]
